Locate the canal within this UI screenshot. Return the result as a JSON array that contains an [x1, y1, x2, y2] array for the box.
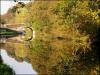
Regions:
[[0, 27, 37, 75]]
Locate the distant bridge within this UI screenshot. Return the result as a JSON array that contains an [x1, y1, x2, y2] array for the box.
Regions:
[[0, 23, 34, 44], [0, 23, 25, 43], [0, 23, 25, 33]]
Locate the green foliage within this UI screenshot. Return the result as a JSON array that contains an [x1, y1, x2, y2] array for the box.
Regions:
[[1, 2, 28, 24], [0, 63, 15, 75], [15, 7, 28, 23], [1, 0, 100, 75], [27, 0, 100, 75], [7, 6, 17, 15]]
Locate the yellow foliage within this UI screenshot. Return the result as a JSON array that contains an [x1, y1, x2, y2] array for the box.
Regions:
[[15, 7, 28, 23]]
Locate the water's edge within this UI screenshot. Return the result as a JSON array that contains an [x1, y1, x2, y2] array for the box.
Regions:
[[0, 49, 37, 75]]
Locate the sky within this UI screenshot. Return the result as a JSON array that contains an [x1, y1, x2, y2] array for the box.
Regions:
[[1, 0, 31, 15]]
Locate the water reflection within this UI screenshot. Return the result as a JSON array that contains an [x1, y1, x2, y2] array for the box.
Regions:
[[0, 27, 37, 74], [1, 49, 37, 75], [0, 28, 23, 43], [0, 28, 21, 39], [0, 27, 30, 60]]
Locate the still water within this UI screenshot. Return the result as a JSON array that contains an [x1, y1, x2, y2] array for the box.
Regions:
[[0, 27, 37, 74], [0, 49, 37, 75]]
